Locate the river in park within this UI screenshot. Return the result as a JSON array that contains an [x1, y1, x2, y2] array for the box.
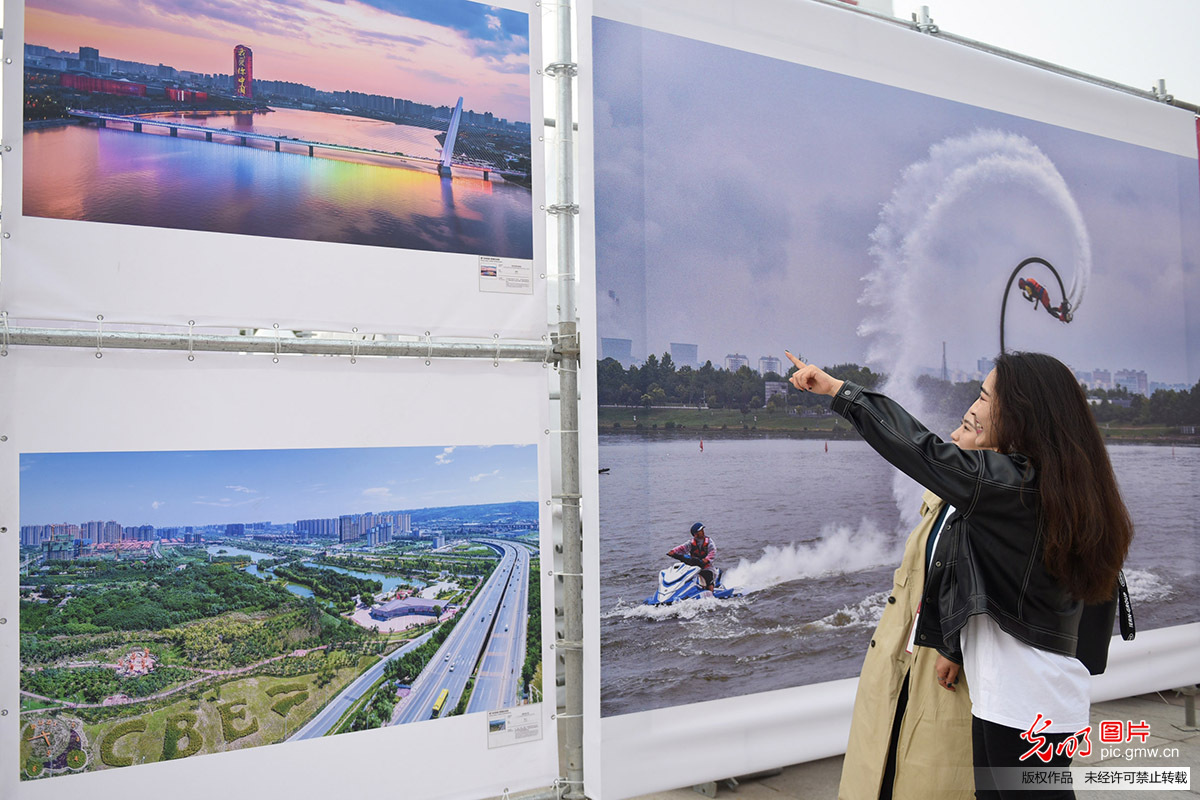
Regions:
[[597, 434, 1200, 717], [204, 544, 422, 600], [23, 107, 533, 258]]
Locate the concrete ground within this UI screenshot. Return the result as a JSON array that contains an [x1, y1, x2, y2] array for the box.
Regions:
[[632, 690, 1199, 800]]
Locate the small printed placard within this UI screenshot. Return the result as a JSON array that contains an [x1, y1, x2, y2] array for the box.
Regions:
[[487, 705, 543, 748], [479, 256, 534, 295]]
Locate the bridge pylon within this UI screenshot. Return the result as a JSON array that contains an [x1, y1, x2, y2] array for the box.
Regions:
[[438, 96, 464, 178]]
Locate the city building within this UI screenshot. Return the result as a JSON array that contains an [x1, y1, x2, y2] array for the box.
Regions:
[[601, 337, 633, 366], [78, 46, 100, 74], [369, 597, 445, 620], [670, 343, 699, 369], [233, 44, 253, 99], [758, 355, 782, 376], [724, 354, 750, 372], [1091, 368, 1112, 390], [977, 357, 995, 376], [296, 517, 338, 539], [764, 381, 788, 403], [338, 514, 360, 544], [366, 523, 394, 547], [1114, 369, 1149, 397]]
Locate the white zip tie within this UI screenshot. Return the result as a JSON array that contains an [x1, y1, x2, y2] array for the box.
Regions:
[[187, 320, 195, 362], [272, 323, 280, 363], [95, 315, 104, 359]]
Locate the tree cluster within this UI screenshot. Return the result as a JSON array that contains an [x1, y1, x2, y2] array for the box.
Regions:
[[521, 558, 541, 693], [597, 355, 883, 413], [1085, 383, 1200, 426], [273, 563, 382, 605], [24, 563, 288, 636], [20, 665, 191, 704]]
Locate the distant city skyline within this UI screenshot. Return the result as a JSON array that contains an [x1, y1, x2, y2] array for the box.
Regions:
[[20, 445, 538, 528], [600, 335, 1190, 392], [27, 41, 525, 130], [26, 0, 532, 123]]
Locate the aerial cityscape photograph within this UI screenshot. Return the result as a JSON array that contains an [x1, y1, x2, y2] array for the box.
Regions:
[[22, 0, 535, 257], [17, 444, 542, 780]]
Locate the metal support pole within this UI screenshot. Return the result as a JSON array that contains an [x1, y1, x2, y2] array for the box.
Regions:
[[551, 0, 584, 797]]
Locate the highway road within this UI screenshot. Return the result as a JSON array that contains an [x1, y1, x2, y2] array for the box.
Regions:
[[287, 629, 434, 740], [467, 543, 530, 713], [391, 541, 529, 724]]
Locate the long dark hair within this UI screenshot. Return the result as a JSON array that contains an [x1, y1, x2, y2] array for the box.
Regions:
[[991, 351, 1133, 603]]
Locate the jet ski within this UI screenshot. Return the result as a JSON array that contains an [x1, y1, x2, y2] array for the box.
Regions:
[[643, 561, 742, 605]]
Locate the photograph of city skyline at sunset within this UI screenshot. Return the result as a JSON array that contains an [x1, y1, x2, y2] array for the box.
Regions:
[[17, 444, 542, 779], [22, 0, 535, 258]]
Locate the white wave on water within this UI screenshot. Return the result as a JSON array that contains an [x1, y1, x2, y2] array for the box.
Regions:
[[602, 594, 749, 622], [811, 590, 890, 631], [722, 518, 900, 592], [1123, 568, 1173, 603], [860, 129, 1093, 519]]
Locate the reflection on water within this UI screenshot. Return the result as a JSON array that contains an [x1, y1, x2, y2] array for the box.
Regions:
[[23, 108, 533, 258]]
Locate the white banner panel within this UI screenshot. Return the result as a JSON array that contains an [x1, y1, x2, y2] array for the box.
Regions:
[[0, 347, 556, 799], [579, 1, 1200, 796], [2, 0, 546, 337]]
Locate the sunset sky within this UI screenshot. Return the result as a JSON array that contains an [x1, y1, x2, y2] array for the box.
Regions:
[[26, 0, 532, 122]]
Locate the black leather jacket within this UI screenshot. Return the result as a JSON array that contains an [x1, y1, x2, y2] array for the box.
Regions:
[[831, 382, 1084, 663]]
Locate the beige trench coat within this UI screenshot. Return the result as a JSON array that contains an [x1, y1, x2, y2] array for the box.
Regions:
[[837, 490, 975, 800]]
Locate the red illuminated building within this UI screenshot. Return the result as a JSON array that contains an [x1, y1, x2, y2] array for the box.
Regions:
[[166, 87, 208, 103], [234, 44, 253, 99], [60, 73, 146, 97]]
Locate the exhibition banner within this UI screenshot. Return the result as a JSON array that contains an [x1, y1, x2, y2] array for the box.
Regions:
[[1, 348, 556, 799], [1, 0, 546, 335], [579, 0, 1200, 795]]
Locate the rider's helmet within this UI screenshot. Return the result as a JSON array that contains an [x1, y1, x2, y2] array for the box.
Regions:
[[690, 522, 705, 536]]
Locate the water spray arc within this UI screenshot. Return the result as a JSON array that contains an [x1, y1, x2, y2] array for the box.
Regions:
[[999, 256, 1073, 353]]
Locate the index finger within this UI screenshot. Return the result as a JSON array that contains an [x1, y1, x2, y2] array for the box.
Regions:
[[784, 350, 806, 368]]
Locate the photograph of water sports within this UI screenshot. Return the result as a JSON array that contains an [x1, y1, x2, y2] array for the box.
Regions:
[[17, 445, 541, 780], [22, 0, 534, 258], [593, 18, 1200, 718]]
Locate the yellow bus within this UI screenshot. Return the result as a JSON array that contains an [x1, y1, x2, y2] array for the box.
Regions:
[[431, 688, 450, 718]]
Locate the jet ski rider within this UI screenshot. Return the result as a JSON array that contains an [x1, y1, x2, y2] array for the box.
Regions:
[[667, 523, 717, 591]]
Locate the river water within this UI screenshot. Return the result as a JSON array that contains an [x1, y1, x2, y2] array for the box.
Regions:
[[598, 434, 1199, 717], [23, 107, 533, 258], [202, 544, 423, 601]]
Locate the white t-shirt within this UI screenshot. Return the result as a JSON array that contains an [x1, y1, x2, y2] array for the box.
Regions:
[[961, 613, 1091, 733]]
